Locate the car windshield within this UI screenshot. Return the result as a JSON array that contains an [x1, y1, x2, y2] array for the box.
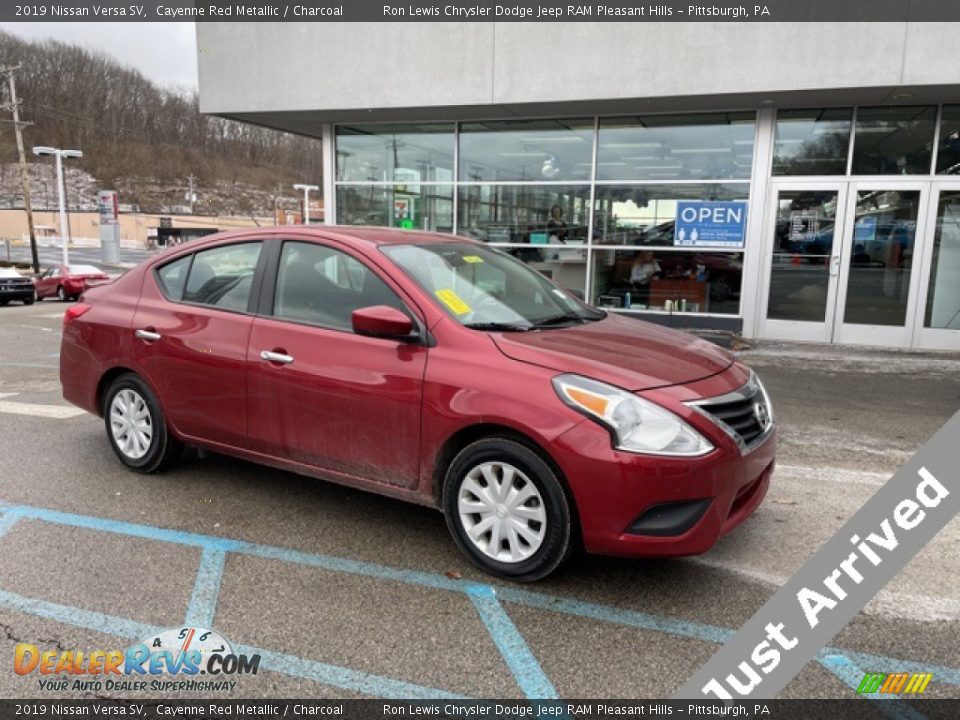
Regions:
[[382, 242, 604, 330], [68, 265, 102, 275]]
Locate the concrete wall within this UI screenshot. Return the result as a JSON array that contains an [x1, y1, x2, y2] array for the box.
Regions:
[[198, 22, 960, 125]]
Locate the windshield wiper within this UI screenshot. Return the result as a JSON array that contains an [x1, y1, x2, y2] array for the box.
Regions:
[[530, 312, 591, 328], [463, 321, 532, 332]]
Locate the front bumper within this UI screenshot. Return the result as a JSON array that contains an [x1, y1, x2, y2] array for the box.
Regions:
[[551, 367, 776, 558]]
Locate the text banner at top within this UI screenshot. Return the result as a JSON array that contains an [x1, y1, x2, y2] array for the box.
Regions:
[[7, 0, 960, 23]]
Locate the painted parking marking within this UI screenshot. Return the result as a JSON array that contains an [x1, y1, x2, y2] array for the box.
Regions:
[[0, 501, 958, 700], [465, 583, 559, 700], [0, 392, 85, 419], [185, 547, 226, 629], [0, 587, 465, 700]]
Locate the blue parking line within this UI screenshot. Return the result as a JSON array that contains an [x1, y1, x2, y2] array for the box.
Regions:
[[2, 501, 959, 695], [819, 655, 929, 720], [185, 547, 226, 628], [0, 512, 20, 538], [465, 584, 559, 700], [0, 587, 467, 699]]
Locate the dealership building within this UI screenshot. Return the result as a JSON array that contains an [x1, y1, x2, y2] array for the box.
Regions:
[[197, 22, 960, 350]]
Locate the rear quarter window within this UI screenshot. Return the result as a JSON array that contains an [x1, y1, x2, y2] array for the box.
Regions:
[[156, 255, 192, 300]]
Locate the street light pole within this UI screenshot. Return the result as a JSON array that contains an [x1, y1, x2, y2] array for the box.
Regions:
[[33, 146, 82, 266], [293, 183, 319, 225]]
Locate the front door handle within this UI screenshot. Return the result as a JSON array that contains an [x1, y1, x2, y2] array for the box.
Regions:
[[260, 350, 294, 365], [135, 329, 161, 342]]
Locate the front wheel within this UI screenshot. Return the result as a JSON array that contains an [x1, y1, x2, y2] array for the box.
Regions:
[[443, 438, 573, 582], [57, 285, 68, 302], [103, 373, 183, 473]]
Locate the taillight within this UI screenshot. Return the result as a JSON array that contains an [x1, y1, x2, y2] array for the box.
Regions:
[[63, 302, 92, 328]]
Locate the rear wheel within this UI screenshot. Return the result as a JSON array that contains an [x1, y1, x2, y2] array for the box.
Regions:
[[23, 294, 34, 306], [103, 373, 183, 473], [57, 285, 67, 302], [443, 438, 573, 582]]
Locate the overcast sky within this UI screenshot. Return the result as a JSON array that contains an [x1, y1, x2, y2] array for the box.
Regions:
[[0, 22, 198, 90]]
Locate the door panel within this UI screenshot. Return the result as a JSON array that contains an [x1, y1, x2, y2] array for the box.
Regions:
[[245, 240, 427, 488], [912, 184, 960, 350], [246, 319, 426, 487], [131, 241, 263, 447]]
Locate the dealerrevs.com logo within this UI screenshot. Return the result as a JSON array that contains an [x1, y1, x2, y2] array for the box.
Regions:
[[14, 626, 260, 693]]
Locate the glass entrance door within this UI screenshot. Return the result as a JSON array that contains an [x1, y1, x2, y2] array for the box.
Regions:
[[760, 183, 846, 342], [914, 182, 960, 350], [760, 181, 929, 345], [833, 182, 929, 346]]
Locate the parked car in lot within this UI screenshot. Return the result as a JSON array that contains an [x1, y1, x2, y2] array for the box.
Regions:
[[60, 227, 776, 581], [35, 264, 111, 302], [0, 267, 36, 306]]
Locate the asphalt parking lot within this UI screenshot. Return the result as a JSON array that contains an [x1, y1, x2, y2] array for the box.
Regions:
[[0, 299, 958, 706]]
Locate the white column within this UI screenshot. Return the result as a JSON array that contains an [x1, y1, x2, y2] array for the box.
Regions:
[[740, 108, 776, 341], [321, 123, 337, 225]]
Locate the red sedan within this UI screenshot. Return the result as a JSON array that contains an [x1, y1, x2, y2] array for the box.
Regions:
[[60, 227, 775, 581], [35, 264, 111, 302]]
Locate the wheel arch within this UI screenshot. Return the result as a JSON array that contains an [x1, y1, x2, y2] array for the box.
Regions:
[[431, 422, 581, 542]]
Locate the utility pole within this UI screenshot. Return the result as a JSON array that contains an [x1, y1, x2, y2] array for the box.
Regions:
[[1, 65, 40, 274], [186, 174, 196, 213]]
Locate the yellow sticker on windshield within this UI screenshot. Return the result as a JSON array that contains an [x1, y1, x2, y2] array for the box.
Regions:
[[435, 288, 472, 315], [462, 255, 484, 264]]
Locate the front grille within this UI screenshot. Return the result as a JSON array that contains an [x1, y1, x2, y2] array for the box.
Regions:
[[691, 376, 772, 451]]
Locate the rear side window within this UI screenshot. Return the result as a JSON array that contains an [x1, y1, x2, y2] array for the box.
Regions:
[[156, 255, 191, 300], [273, 241, 404, 331], [184, 242, 262, 311]]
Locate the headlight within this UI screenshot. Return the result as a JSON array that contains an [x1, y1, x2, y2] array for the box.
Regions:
[[552, 374, 714, 457]]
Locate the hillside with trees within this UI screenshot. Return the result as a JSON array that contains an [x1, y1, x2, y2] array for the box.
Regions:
[[0, 30, 323, 215]]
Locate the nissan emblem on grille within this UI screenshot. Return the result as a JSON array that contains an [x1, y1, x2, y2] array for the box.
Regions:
[[753, 400, 770, 431]]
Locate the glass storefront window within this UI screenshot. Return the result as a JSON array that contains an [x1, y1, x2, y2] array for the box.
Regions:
[[457, 184, 590, 245], [851, 107, 937, 175], [773, 109, 852, 176], [336, 124, 454, 183], [592, 184, 750, 246], [924, 190, 960, 329], [592, 249, 742, 315], [936, 105, 960, 175], [843, 190, 919, 326], [597, 113, 755, 181], [336, 185, 453, 232], [458, 119, 594, 182]]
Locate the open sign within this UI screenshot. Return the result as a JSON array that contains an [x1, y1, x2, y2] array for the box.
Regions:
[[675, 201, 748, 248]]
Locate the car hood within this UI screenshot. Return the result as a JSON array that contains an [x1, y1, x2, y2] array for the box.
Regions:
[[490, 313, 734, 391]]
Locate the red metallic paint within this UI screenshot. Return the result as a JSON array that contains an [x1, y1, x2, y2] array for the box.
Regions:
[[60, 226, 776, 559]]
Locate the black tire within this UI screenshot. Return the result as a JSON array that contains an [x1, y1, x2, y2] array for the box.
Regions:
[[442, 437, 573, 582], [57, 285, 67, 302], [0, 299, 8, 307], [102, 373, 183, 473], [23, 295, 34, 306]]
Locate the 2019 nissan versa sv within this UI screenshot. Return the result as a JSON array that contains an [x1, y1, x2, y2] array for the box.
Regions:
[[60, 227, 776, 581]]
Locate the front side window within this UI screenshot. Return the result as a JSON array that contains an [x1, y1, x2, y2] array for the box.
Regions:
[[273, 242, 405, 331], [383, 243, 603, 330], [183, 242, 262, 311]]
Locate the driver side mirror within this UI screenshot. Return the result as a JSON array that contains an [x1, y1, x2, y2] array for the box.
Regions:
[[352, 305, 417, 341]]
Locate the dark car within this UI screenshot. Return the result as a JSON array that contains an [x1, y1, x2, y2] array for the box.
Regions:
[[0, 267, 35, 306]]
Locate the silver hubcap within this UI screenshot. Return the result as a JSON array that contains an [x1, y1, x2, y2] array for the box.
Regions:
[[458, 462, 547, 564], [109, 389, 153, 460]]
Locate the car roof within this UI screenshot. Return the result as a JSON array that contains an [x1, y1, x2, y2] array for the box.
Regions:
[[178, 225, 473, 251]]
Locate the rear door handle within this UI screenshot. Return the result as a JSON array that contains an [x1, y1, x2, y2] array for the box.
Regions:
[[135, 329, 161, 342], [260, 350, 294, 365]]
